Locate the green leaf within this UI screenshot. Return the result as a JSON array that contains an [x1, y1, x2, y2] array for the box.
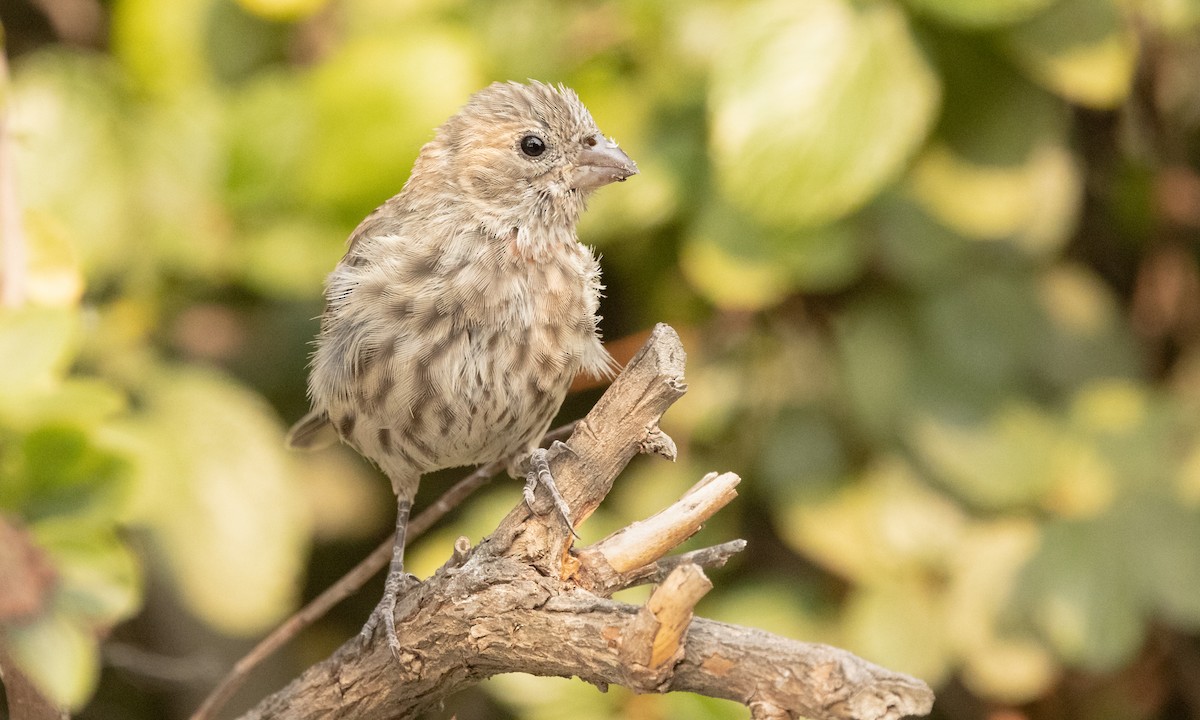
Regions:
[[910, 383, 1133, 519], [682, 202, 866, 310], [486, 674, 626, 720], [710, 0, 939, 229], [5, 612, 99, 710], [111, 0, 215, 96], [0, 425, 130, 522], [33, 379, 127, 425], [766, 221, 866, 293], [931, 36, 1069, 165], [301, 31, 481, 217], [22, 209, 86, 307], [126, 93, 231, 282], [1014, 516, 1145, 671], [0, 306, 77, 396], [910, 402, 1065, 511], [842, 579, 951, 685], [870, 194, 975, 289], [1033, 266, 1140, 393], [757, 407, 848, 503], [1122, 497, 1200, 627], [10, 52, 135, 280], [225, 70, 312, 214], [660, 693, 748, 720], [1002, 0, 1138, 109], [1139, 0, 1200, 34], [234, 217, 346, 299], [914, 270, 1042, 402], [906, 142, 1081, 256], [960, 635, 1057, 704], [945, 519, 1055, 703], [1068, 380, 1177, 492], [0, 377, 127, 431], [31, 519, 142, 626], [778, 457, 967, 583], [680, 230, 796, 311], [834, 295, 918, 441], [701, 578, 832, 642], [908, 39, 1081, 256], [124, 367, 310, 635], [236, 0, 330, 22], [404, 491, 515, 581], [904, 0, 1056, 28]]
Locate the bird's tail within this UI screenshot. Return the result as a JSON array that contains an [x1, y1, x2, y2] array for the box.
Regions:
[[285, 410, 338, 450]]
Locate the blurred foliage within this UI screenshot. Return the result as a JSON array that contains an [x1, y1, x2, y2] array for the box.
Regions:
[[2, 0, 1200, 718]]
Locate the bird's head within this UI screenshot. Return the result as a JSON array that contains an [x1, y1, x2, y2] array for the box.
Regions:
[[414, 81, 637, 235]]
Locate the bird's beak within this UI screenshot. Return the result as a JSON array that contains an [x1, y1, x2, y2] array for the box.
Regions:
[[570, 135, 638, 191]]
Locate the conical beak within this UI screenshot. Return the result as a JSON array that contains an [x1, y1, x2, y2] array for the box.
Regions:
[[570, 135, 638, 191]]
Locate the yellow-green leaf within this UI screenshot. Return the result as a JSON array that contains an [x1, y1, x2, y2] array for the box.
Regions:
[[31, 520, 142, 626], [1003, 0, 1138, 109], [904, 0, 1056, 28], [779, 456, 967, 583], [710, 0, 938, 229], [907, 142, 1081, 256], [842, 579, 950, 685], [111, 0, 214, 96], [0, 306, 77, 397], [125, 367, 310, 635], [910, 403, 1068, 511], [236, 0, 330, 21], [6, 613, 99, 710]]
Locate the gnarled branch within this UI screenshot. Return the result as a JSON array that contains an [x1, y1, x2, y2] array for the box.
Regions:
[[234, 324, 935, 720]]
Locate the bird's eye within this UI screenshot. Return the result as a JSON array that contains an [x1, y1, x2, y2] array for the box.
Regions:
[[520, 135, 546, 157]]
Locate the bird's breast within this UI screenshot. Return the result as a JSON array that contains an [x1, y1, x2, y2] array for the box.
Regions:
[[313, 231, 604, 476]]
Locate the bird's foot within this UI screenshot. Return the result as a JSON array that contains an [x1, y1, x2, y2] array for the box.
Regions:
[[524, 443, 578, 537], [359, 570, 420, 660]]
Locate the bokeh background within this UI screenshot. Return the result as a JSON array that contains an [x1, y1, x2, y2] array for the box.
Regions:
[[2, 0, 1200, 718]]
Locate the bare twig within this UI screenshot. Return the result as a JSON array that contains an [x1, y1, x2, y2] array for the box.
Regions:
[[593, 539, 748, 597], [573, 470, 739, 593], [103, 643, 223, 686]]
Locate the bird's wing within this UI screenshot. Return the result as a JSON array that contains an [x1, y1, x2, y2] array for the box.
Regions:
[[285, 410, 338, 450]]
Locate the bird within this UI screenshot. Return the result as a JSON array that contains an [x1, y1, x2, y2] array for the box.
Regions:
[[286, 80, 637, 657]]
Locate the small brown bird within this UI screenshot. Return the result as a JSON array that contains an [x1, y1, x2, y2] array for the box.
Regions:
[[287, 81, 637, 654]]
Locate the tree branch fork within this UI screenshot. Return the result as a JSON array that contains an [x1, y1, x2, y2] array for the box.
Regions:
[[237, 324, 934, 720]]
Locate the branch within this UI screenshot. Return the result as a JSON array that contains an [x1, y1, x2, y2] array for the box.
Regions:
[[573, 470, 740, 595], [587, 539, 748, 597], [189, 471, 497, 720], [191, 423, 579, 720], [230, 324, 935, 720]]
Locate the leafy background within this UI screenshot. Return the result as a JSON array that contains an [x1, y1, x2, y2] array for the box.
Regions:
[[1, 0, 1200, 718]]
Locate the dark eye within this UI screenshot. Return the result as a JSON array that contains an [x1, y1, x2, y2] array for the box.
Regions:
[[520, 135, 546, 157]]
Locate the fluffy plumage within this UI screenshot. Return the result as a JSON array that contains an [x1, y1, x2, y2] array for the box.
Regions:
[[288, 80, 636, 651]]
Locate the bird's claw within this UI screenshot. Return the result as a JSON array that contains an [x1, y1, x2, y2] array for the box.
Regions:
[[524, 446, 579, 538], [359, 571, 418, 660], [547, 439, 577, 458]]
